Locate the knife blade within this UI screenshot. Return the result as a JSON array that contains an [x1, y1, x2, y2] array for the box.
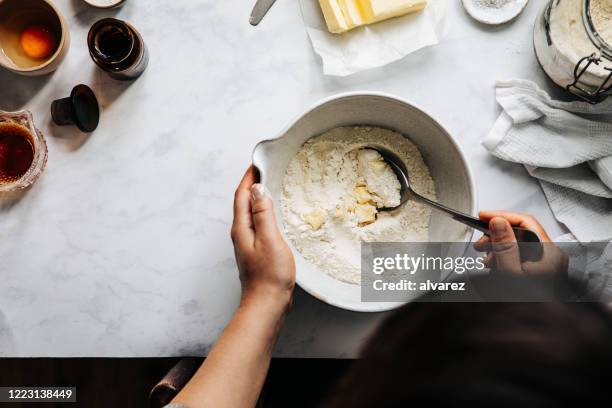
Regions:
[[250, 0, 277, 26]]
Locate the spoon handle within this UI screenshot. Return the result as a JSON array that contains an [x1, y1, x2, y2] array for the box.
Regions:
[[411, 192, 543, 261], [373, 145, 543, 261]]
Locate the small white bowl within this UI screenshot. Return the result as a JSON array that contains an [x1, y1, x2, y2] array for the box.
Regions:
[[462, 0, 529, 25], [252, 93, 477, 312], [82, 0, 125, 9]]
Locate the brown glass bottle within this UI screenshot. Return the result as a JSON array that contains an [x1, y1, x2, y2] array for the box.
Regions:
[[87, 18, 148, 81]]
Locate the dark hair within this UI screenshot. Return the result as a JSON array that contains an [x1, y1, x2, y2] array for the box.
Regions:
[[326, 283, 612, 407]]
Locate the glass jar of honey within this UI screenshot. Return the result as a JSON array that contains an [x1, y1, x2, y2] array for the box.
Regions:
[[0, 110, 47, 192]]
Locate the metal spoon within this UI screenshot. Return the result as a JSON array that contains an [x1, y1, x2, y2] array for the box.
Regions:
[[371, 146, 543, 261]]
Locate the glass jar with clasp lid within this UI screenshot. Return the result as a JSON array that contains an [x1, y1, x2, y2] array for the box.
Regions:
[[534, 0, 612, 103]]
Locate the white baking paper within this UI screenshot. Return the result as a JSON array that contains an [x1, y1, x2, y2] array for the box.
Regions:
[[298, 0, 448, 76]]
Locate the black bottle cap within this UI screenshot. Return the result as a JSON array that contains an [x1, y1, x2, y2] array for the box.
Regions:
[[51, 85, 100, 133]]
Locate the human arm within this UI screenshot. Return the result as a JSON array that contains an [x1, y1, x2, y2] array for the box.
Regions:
[[170, 166, 296, 408]]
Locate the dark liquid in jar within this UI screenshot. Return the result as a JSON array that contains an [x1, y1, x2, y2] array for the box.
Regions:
[[97, 28, 131, 60], [88, 18, 148, 80], [0, 123, 34, 184]]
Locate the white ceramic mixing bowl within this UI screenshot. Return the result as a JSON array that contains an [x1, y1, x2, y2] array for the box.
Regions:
[[252, 92, 476, 312]]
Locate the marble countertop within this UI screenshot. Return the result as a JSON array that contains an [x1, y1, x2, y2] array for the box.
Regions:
[[0, 0, 567, 357]]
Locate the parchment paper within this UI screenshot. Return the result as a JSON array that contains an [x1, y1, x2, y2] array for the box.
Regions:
[[299, 0, 449, 76]]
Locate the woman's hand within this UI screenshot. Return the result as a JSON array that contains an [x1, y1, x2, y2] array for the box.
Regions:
[[171, 166, 296, 408], [474, 211, 568, 276], [231, 166, 296, 309]]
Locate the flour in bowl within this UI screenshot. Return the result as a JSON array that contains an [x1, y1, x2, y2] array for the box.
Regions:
[[280, 126, 436, 284]]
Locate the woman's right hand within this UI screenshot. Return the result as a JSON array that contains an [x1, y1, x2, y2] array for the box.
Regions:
[[473, 211, 568, 276]]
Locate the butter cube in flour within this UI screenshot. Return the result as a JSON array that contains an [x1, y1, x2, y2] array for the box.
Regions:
[[304, 209, 327, 230], [356, 203, 377, 226], [334, 205, 348, 220], [353, 186, 373, 204], [369, 158, 388, 173], [318, 0, 428, 34]]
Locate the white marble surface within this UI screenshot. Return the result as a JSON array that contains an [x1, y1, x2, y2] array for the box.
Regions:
[[0, 0, 567, 357]]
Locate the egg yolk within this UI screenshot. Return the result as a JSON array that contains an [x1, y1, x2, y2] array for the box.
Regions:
[[20, 25, 56, 59]]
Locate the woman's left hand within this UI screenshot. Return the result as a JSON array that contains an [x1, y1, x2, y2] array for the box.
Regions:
[[171, 166, 296, 408], [231, 166, 296, 308]]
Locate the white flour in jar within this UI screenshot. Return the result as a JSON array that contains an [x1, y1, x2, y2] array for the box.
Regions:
[[591, 0, 612, 44], [280, 126, 436, 284], [549, 0, 612, 81]]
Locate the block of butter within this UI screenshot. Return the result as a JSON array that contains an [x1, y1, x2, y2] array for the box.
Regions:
[[318, 0, 428, 34]]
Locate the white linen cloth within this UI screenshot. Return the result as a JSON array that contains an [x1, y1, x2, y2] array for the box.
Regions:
[[298, 0, 448, 76], [483, 79, 612, 242]]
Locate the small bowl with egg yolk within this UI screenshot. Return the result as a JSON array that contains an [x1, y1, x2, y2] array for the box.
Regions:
[[0, 0, 71, 76]]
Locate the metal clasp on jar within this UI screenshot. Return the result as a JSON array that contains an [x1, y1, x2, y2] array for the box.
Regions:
[[567, 53, 612, 104]]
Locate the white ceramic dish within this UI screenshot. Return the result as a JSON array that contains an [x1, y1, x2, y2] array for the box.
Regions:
[[252, 92, 477, 312], [82, 0, 125, 9], [462, 0, 529, 25]]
